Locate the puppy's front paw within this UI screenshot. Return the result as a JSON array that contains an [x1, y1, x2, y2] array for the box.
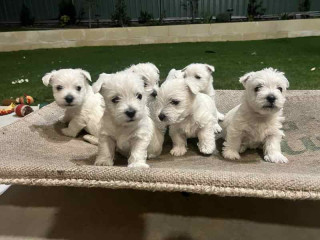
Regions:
[[61, 128, 77, 137], [218, 112, 225, 121], [94, 156, 113, 166], [264, 153, 288, 163], [222, 149, 241, 160], [128, 162, 150, 168], [58, 115, 68, 123], [198, 142, 215, 155], [170, 146, 187, 156], [213, 124, 222, 134]]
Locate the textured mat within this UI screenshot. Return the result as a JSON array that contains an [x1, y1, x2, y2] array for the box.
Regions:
[[1, 90, 320, 200]]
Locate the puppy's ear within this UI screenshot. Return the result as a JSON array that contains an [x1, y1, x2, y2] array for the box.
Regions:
[[278, 71, 290, 89], [206, 64, 215, 73], [185, 79, 200, 95], [239, 71, 255, 86], [42, 70, 57, 86], [76, 69, 91, 82], [92, 73, 111, 93]]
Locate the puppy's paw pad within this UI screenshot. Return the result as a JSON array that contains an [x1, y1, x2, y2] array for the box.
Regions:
[[94, 158, 113, 166], [128, 162, 150, 168], [198, 143, 215, 155], [170, 147, 187, 156], [61, 128, 77, 137], [222, 149, 241, 160], [213, 124, 222, 134], [264, 153, 288, 163]]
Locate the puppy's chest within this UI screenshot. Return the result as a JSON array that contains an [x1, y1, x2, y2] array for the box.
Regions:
[[243, 122, 277, 143], [178, 118, 200, 138]]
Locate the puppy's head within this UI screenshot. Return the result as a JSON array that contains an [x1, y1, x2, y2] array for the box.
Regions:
[[128, 62, 160, 100], [42, 69, 91, 108], [156, 78, 197, 125], [181, 63, 215, 94], [240, 68, 289, 115], [94, 72, 147, 126]]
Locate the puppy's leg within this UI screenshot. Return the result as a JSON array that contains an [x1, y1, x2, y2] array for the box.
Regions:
[[83, 134, 98, 145], [169, 127, 187, 156], [95, 135, 115, 166], [222, 130, 242, 160], [198, 123, 216, 155], [263, 133, 288, 163], [59, 112, 72, 124], [217, 111, 225, 121], [128, 138, 149, 168], [61, 118, 86, 137]]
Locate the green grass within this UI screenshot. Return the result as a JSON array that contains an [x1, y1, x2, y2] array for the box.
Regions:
[[0, 36, 319, 104]]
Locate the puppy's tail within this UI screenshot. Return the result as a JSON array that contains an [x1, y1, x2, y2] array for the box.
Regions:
[[83, 134, 99, 145]]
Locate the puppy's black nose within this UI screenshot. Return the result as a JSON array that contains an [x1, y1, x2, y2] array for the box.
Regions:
[[65, 95, 74, 104], [151, 90, 157, 98], [125, 108, 136, 118], [158, 113, 166, 121], [266, 94, 276, 103]]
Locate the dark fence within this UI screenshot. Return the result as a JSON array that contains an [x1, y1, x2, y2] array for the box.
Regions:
[[1, 0, 320, 22]]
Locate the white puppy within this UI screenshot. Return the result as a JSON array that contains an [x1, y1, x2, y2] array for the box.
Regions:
[[165, 63, 224, 121], [156, 78, 221, 157], [42, 68, 104, 145], [221, 68, 289, 163], [93, 71, 162, 168]]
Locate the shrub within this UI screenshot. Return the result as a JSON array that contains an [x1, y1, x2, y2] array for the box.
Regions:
[[138, 10, 153, 24], [58, 0, 76, 24], [247, 0, 266, 20], [60, 15, 70, 27], [299, 0, 311, 12], [20, 3, 34, 26], [111, 0, 131, 26]]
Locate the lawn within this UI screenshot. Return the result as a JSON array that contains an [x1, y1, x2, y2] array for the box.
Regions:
[[0, 36, 319, 104]]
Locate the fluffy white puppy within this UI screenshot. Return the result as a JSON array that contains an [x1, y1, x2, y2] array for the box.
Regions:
[[165, 63, 224, 121], [221, 68, 289, 163], [156, 77, 221, 157], [93, 72, 162, 168], [42, 68, 104, 144]]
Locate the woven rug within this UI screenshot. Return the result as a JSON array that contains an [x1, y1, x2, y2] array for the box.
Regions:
[[1, 90, 320, 200]]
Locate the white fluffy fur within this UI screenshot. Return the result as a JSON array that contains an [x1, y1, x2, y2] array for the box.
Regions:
[[42, 68, 104, 144], [166, 63, 224, 121], [94, 71, 162, 168], [222, 68, 290, 163], [156, 77, 221, 156]]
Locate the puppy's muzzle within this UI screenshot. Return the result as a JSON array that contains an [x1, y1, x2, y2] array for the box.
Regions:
[[158, 113, 166, 121], [151, 90, 157, 98], [266, 94, 276, 104], [125, 107, 136, 119], [65, 95, 74, 104]]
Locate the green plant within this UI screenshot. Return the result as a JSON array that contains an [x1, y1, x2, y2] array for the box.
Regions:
[[60, 15, 70, 27], [247, 0, 266, 20], [202, 12, 214, 23], [20, 3, 34, 26], [111, 0, 131, 26], [299, 0, 311, 11], [58, 0, 76, 24], [216, 12, 231, 23], [280, 12, 289, 20], [138, 10, 154, 24]]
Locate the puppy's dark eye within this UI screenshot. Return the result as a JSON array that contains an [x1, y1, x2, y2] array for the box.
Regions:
[[56, 85, 63, 91], [136, 93, 142, 100], [254, 85, 262, 92], [144, 83, 148, 88], [278, 87, 283, 92], [195, 75, 201, 79], [76, 86, 81, 91], [112, 96, 120, 103], [170, 99, 180, 105]]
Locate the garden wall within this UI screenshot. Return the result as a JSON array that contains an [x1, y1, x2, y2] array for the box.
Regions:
[[0, 19, 319, 52]]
